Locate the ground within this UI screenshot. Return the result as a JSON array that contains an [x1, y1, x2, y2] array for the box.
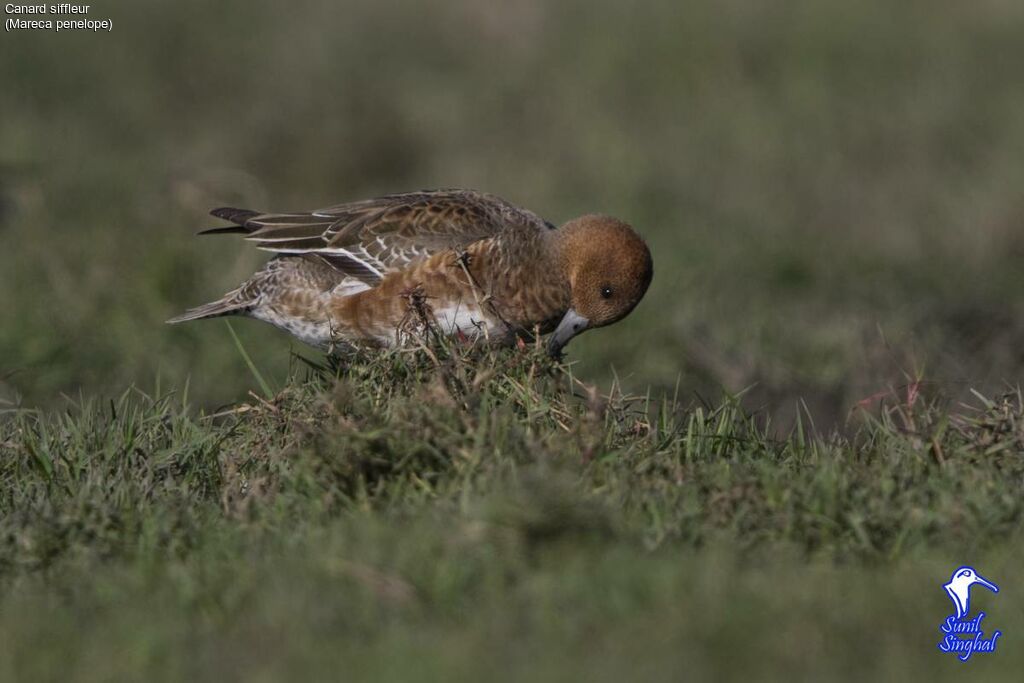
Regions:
[[2, 340, 1022, 680]]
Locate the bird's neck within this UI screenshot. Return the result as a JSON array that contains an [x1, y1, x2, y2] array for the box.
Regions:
[[549, 221, 594, 290]]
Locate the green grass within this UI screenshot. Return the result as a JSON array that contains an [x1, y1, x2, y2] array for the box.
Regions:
[[2, 341, 1022, 679]]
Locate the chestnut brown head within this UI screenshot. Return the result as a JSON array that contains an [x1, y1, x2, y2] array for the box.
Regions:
[[549, 215, 653, 355]]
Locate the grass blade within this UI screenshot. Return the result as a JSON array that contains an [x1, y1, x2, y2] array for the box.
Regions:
[[225, 321, 274, 399]]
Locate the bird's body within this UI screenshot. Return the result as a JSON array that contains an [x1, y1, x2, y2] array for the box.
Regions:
[[169, 189, 652, 355]]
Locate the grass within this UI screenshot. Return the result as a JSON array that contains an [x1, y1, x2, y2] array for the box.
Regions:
[[1, 337, 1022, 679], [224, 320, 275, 400]]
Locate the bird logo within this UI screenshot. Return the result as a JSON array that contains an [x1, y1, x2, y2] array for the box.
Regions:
[[943, 566, 999, 619]]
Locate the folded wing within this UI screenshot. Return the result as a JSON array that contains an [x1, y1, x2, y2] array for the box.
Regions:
[[204, 189, 550, 287]]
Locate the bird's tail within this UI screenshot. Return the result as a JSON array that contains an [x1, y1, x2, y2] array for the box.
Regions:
[[166, 296, 251, 324], [168, 207, 266, 323], [197, 207, 262, 235]]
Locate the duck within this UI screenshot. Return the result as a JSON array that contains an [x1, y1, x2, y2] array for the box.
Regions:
[[167, 189, 653, 356]]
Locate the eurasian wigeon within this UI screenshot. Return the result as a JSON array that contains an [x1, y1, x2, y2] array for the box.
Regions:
[[168, 189, 653, 356]]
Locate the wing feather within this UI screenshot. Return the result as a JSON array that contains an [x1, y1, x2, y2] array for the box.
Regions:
[[207, 189, 549, 285]]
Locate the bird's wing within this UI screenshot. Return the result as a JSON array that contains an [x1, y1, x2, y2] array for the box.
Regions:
[[207, 189, 551, 286]]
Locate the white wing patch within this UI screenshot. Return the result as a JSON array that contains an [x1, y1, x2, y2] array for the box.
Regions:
[[258, 245, 387, 280], [318, 247, 386, 278]]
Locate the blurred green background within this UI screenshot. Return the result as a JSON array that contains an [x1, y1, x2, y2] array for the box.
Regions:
[[2, 0, 1023, 424]]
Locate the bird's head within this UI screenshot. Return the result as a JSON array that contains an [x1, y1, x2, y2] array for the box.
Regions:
[[548, 215, 653, 356]]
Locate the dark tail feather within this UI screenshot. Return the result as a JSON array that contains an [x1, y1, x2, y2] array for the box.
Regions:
[[166, 298, 251, 324], [199, 207, 261, 235], [210, 206, 261, 224], [197, 224, 252, 236]]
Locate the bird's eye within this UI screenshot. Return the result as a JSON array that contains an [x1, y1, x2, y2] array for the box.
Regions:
[[600, 286, 614, 299]]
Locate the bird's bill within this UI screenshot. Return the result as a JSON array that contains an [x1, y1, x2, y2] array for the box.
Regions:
[[547, 308, 590, 357], [975, 574, 999, 593]]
